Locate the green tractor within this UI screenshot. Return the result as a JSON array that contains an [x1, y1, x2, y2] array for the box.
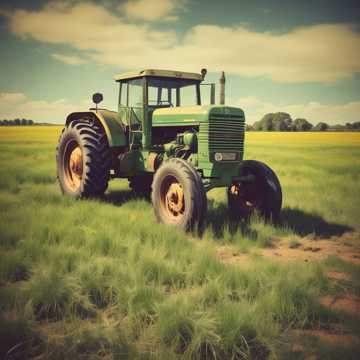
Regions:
[[56, 69, 282, 232]]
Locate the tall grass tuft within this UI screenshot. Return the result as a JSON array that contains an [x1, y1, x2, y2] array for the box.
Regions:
[[28, 269, 92, 320], [0, 315, 41, 359], [0, 251, 31, 283]]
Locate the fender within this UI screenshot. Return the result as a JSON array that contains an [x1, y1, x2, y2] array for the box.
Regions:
[[66, 109, 127, 147]]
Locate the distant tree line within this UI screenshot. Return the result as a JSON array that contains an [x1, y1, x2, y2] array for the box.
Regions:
[[246, 112, 360, 131], [0, 119, 34, 126]]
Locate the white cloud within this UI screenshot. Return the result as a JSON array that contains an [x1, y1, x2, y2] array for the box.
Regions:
[[51, 52, 87, 65], [3, 1, 360, 83], [0, 92, 90, 123], [236, 96, 360, 125], [0, 92, 27, 104], [120, 0, 187, 22]]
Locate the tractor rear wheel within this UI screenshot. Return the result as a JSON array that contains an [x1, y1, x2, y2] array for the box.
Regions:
[[56, 119, 111, 198], [152, 158, 207, 233], [227, 160, 282, 222]]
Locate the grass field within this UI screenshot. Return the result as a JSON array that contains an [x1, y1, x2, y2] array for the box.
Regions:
[[0, 127, 359, 359]]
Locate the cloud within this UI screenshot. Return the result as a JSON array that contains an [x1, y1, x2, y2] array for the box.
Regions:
[[236, 96, 360, 125], [0, 92, 90, 123], [51, 52, 87, 65], [3, 1, 360, 83], [120, 0, 187, 22], [0, 92, 27, 104]]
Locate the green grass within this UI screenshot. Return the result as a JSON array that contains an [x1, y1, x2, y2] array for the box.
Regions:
[[0, 127, 359, 358]]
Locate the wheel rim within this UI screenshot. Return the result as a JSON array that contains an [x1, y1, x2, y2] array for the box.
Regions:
[[160, 175, 185, 223], [63, 140, 83, 191], [230, 174, 264, 216]]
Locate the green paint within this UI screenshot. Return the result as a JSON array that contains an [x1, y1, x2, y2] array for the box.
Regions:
[[152, 104, 245, 183], [66, 70, 247, 189], [66, 110, 127, 147], [95, 109, 127, 147]]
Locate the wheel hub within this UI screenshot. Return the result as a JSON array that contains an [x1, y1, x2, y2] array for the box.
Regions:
[[166, 183, 184, 215], [66, 145, 83, 189], [230, 183, 259, 210], [69, 146, 83, 177]]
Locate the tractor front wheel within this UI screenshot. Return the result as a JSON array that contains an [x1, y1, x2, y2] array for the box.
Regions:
[[227, 160, 282, 222], [152, 158, 207, 233], [56, 119, 111, 198]]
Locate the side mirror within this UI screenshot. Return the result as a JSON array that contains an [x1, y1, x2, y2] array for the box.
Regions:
[[201, 68, 207, 80], [92, 93, 103, 105]]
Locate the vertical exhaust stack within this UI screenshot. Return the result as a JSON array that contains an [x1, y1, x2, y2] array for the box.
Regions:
[[219, 71, 225, 105]]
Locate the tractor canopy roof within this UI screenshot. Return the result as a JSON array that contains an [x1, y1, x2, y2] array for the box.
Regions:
[[114, 69, 202, 82]]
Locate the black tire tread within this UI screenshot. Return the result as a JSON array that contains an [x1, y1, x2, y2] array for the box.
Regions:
[[151, 158, 207, 233], [56, 118, 111, 198], [228, 160, 282, 222]]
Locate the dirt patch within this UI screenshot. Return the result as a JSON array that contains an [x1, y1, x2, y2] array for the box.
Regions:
[[321, 294, 360, 315], [292, 328, 360, 359], [216, 246, 251, 265], [217, 232, 360, 265], [262, 232, 360, 264], [294, 329, 360, 347], [326, 271, 349, 281]]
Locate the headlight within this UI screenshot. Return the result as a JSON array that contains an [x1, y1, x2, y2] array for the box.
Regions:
[[214, 153, 223, 161]]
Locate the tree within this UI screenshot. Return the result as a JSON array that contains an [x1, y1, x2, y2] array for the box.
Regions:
[[346, 121, 360, 130], [330, 124, 346, 131], [313, 122, 329, 131], [254, 112, 292, 131], [273, 113, 292, 131], [253, 120, 262, 131], [0, 118, 35, 125], [352, 121, 360, 130], [245, 124, 254, 131], [293, 118, 313, 131], [262, 113, 274, 131]]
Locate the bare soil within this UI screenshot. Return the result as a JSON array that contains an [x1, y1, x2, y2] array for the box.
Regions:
[[217, 231, 360, 354], [321, 294, 360, 315], [292, 328, 360, 351], [263, 232, 360, 264], [291, 294, 360, 357], [217, 231, 360, 265]]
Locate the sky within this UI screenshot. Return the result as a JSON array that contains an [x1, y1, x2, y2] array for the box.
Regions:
[[0, 0, 360, 125]]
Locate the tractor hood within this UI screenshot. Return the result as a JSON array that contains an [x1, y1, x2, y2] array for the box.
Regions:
[[152, 105, 244, 127]]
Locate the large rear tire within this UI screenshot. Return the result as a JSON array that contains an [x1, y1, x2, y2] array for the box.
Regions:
[[56, 119, 111, 198], [152, 158, 207, 233], [227, 160, 282, 222]]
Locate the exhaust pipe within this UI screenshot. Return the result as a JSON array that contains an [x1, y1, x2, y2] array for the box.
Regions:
[[219, 71, 225, 105]]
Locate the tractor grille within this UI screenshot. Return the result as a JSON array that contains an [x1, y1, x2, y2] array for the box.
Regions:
[[209, 113, 245, 152], [199, 112, 245, 161]]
